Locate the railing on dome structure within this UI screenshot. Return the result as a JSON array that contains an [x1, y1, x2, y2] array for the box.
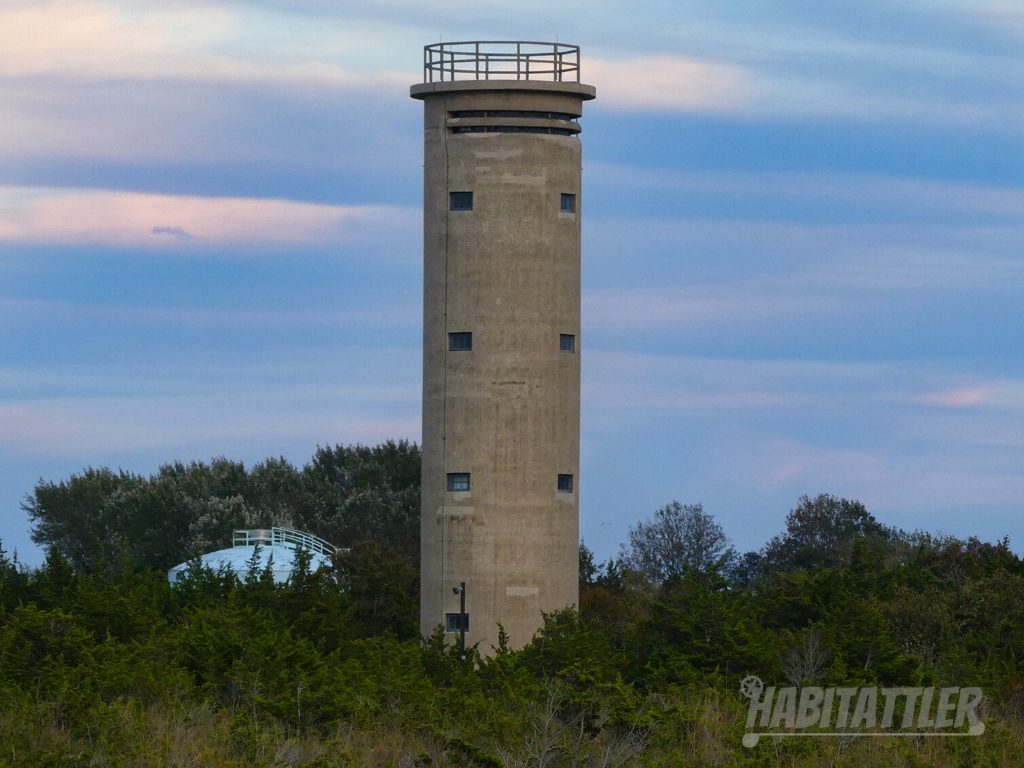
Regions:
[[423, 41, 581, 84], [232, 527, 338, 557]]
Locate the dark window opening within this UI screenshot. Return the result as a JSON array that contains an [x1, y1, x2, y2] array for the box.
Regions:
[[446, 612, 469, 632], [450, 126, 577, 136], [560, 193, 576, 213], [557, 474, 574, 493], [560, 334, 576, 352], [447, 472, 471, 492], [450, 191, 473, 210], [449, 332, 472, 351], [450, 109, 578, 121]]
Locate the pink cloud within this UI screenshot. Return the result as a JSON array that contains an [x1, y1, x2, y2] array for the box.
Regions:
[[0, 397, 419, 459], [0, 186, 412, 247], [0, 297, 419, 329], [0, 1, 223, 79], [584, 285, 848, 331], [0, 1, 407, 88], [749, 437, 1024, 511], [585, 54, 755, 112], [919, 386, 993, 408]]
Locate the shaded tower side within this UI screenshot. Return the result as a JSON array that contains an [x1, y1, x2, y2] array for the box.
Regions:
[[413, 49, 596, 651]]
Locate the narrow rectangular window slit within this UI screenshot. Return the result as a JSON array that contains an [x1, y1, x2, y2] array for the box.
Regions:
[[560, 193, 576, 213], [449, 332, 472, 351], [450, 191, 473, 211], [559, 334, 576, 353], [446, 612, 469, 632], [447, 472, 471, 492], [557, 474, 574, 493]]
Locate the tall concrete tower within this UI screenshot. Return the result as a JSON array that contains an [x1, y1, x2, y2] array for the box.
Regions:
[[412, 41, 596, 650]]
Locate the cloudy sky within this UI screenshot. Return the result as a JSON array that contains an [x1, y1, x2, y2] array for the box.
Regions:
[[2, 0, 1023, 565]]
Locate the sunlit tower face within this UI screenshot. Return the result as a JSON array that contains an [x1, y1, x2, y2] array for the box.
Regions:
[[411, 42, 596, 651]]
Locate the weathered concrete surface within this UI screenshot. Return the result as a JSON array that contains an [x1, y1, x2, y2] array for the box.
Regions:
[[413, 80, 595, 651]]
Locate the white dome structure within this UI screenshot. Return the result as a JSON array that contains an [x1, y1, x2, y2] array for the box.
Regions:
[[168, 527, 339, 584]]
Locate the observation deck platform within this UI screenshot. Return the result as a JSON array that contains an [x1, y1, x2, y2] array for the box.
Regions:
[[411, 41, 596, 100]]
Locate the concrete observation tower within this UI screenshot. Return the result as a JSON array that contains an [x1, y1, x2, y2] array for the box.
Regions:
[[411, 41, 596, 650]]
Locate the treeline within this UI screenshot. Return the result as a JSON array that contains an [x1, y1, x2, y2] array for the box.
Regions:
[[5, 444, 1024, 766], [23, 440, 421, 572]]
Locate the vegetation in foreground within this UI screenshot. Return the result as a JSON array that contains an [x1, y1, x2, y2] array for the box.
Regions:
[[3, 442, 1024, 766]]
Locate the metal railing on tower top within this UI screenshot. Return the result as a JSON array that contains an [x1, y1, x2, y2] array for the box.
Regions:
[[232, 527, 338, 557], [423, 41, 581, 83]]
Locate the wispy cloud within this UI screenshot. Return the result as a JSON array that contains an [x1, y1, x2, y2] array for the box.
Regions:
[[0, 357, 421, 458], [917, 386, 993, 408], [584, 351, 1024, 420], [151, 226, 194, 241], [797, 249, 1024, 294], [0, 186, 415, 248], [582, 350, 1024, 535], [0, 3, 416, 171], [584, 212, 1024, 337], [751, 436, 1024, 514], [0, 297, 419, 330], [0, 397, 419, 458], [912, 381, 1024, 410], [583, 247, 1022, 336], [3, 0, 1018, 130], [583, 351, 891, 412], [588, 166, 1024, 222], [0, 1, 210, 79], [657, 3, 1024, 126], [981, 2, 1024, 31], [586, 54, 756, 113], [584, 284, 849, 332], [0, 1, 410, 87]]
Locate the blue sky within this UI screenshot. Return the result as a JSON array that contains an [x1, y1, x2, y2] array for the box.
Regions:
[[1, 0, 1022, 566]]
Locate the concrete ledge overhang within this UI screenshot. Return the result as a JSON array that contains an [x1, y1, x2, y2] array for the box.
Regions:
[[410, 80, 597, 101]]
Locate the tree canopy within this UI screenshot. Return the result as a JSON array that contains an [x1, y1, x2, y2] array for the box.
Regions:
[[23, 440, 421, 573], [760, 493, 890, 572], [620, 501, 736, 583], [9, 449, 1024, 765]]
